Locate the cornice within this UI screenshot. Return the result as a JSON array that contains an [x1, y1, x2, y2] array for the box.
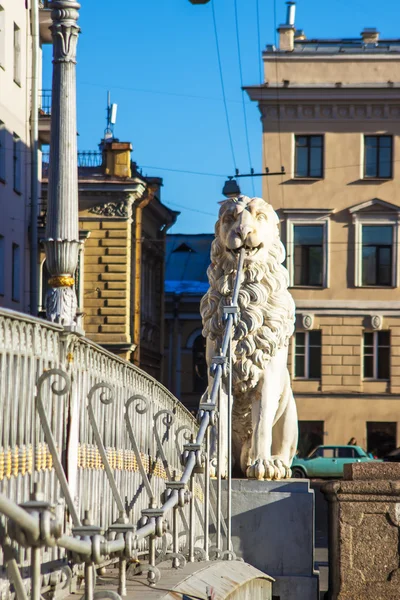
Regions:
[[263, 53, 400, 62], [245, 86, 400, 103], [295, 300, 400, 313], [255, 102, 400, 122]]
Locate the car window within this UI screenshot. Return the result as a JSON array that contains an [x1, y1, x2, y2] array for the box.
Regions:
[[321, 448, 334, 458], [337, 447, 354, 458], [307, 447, 321, 458], [355, 448, 367, 457]]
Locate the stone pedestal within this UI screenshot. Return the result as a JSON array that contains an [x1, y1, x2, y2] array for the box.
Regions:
[[322, 462, 400, 600], [220, 479, 319, 600]]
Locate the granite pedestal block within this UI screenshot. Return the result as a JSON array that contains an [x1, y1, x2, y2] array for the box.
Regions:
[[322, 462, 400, 600], [219, 479, 319, 600]]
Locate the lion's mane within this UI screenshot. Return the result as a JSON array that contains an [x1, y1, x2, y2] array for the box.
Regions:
[[200, 203, 295, 394]]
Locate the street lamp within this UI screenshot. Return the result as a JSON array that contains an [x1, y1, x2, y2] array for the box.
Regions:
[[222, 178, 241, 198], [188, 0, 211, 3]]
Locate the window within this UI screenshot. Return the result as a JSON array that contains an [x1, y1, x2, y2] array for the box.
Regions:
[[12, 243, 20, 302], [285, 210, 331, 288], [295, 330, 321, 379], [361, 225, 393, 286], [0, 7, 5, 69], [364, 135, 392, 179], [0, 121, 5, 182], [337, 448, 355, 458], [295, 135, 323, 178], [298, 421, 324, 458], [367, 422, 397, 458], [311, 447, 334, 458], [13, 133, 21, 193], [363, 331, 390, 380], [13, 23, 21, 85], [192, 335, 207, 393], [294, 225, 323, 286], [0, 236, 4, 295]]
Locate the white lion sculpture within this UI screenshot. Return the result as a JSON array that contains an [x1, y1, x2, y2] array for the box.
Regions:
[[200, 195, 298, 480]]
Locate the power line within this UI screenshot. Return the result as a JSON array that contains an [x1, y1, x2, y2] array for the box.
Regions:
[[211, 0, 237, 171], [256, 0, 271, 203], [78, 80, 252, 106], [234, 0, 255, 196], [139, 165, 226, 178], [164, 200, 216, 217], [273, 0, 285, 208]]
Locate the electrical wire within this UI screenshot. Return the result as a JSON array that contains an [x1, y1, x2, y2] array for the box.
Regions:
[[234, 0, 255, 196], [211, 0, 237, 171], [139, 165, 226, 178], [164, 201, 217, 217], [256, 0, 271, 203], [78, 79, 250, 106], [273, 0, 285, 208]]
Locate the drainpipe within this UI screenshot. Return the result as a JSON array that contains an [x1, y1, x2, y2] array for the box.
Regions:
[[133, 189, 153, 367], [30, 0, 39, 315]]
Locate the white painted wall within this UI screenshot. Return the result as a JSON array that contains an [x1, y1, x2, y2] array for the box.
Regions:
[[0, 0, 43, 312]]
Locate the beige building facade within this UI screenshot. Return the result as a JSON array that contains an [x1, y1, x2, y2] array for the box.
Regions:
[[246, 16, 400, 456], [41, 141, 177, 381]]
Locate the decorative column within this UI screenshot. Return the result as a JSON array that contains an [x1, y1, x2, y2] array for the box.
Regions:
[[43, 1, 80, 327]]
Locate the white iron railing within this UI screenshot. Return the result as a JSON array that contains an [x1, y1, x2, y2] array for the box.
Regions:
[[0, 250, 244, 600]]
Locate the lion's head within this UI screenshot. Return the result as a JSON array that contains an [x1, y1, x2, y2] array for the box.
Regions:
[[200, 195, 295, 394]]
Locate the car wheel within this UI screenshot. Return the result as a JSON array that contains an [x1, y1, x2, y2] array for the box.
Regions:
[[291, 467, 306, 479]]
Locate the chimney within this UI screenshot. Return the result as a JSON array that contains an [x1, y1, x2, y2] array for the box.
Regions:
[[361, 28, 379, 44], [278, 2, 296, 52], [294, 29, 306, 41], [286, 1, 296, 26], [102, 141, 132, 178]]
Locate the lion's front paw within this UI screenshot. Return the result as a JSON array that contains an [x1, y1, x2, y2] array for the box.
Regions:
[[246, 458, 291, 480], [209, 457, 228, 479]]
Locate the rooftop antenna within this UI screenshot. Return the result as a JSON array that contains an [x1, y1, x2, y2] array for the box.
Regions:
[[104, 91, 117, 141]]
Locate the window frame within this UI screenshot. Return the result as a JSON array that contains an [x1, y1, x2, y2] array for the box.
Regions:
[[0, 120, 5, 183], [0, 235, 4, 295], [12, 242, 20, 302], [284, 210, 332, 289], [363, 135, 393, 180], [294, 134, 324, 179], [13, 22, 21, 86], [363, 330, 391, 381], [294, 329, 322, 380], [13, 132, 21, 193], [353, 215, 398, 288], [0, 6, 5, 71]]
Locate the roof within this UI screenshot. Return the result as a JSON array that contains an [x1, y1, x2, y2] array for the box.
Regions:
[[165, 234, 213, 295], [265, 38, 400, 56]]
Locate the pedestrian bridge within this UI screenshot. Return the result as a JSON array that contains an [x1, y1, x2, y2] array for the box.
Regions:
[[0, 306, 271, 600]]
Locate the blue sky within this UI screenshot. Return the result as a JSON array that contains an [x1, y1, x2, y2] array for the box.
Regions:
[[43, 0, 399, 234]]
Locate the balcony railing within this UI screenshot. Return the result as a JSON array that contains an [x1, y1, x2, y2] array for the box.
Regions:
[[39, 89, 52, 115], [42, 150, 103, 178]]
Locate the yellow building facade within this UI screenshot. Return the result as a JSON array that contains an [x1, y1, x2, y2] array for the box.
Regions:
[[246, 20, 400, 456]]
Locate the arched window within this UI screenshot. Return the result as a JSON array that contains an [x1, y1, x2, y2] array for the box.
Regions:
[[192, 335, 207, 393]]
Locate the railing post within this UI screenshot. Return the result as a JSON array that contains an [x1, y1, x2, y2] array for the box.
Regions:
[[227, 332, 233, 556], [189, 463, 195, 562], [216, 388, 222, 555], [44, 0, 81, 327], [204, 425, 210, 560]]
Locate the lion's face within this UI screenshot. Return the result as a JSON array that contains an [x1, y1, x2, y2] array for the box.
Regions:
[[217, 196, 278, 264]]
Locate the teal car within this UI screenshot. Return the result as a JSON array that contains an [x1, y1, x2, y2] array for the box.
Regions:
[[291, 445, 380, 479]]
